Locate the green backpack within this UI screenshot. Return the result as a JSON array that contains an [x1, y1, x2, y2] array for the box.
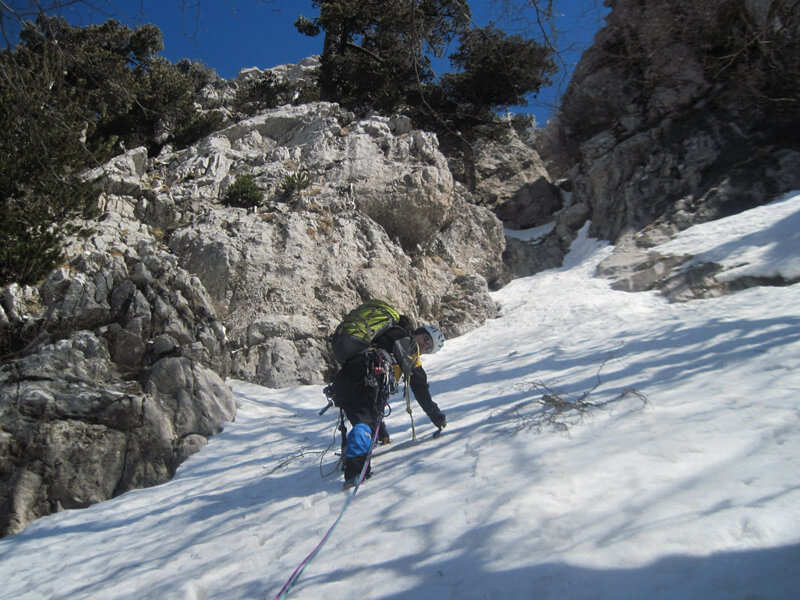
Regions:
[[331, 299, 400, 363]]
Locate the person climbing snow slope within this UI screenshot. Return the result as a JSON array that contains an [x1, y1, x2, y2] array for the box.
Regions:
[[329, 300, 446, 490]]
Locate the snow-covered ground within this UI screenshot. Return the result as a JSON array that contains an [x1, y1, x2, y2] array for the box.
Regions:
[[2, 192, 800, 600]]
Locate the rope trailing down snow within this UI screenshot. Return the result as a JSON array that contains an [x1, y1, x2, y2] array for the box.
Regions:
[[271, 414, 384, 600]]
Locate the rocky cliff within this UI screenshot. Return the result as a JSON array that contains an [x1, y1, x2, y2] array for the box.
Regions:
[[4, 0, 797, 536], [138, 102, 505, 383], [544, 0, 800, 298], [1, 95, 513, 535], [0, 199, 235, 535]]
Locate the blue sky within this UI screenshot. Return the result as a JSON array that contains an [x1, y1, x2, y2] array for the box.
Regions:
[[57, 0, 609, 125]]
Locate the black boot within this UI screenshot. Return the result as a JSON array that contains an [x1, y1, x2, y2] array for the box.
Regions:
[[343, 454, 371, 489]]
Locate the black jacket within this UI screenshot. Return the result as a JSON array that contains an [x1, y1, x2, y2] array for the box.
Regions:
[[373, 326, 445, 426]]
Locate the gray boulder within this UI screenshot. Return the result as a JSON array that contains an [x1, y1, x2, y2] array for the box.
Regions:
[[0, 332, 235, 536], [0, 204, 234, 536]]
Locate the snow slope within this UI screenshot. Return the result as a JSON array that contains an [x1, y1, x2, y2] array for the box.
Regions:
[[2, 193, 800, 600]]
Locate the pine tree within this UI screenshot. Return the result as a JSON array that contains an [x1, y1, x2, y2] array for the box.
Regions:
[[296, 0, 472, 113], [0, 15, 214, 285]]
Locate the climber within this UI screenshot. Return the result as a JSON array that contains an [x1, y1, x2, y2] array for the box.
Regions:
[[329, 302, 446, 490]]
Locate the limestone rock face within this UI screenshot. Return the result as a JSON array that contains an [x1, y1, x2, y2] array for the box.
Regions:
[[0, 207, 235, 536], [1, 97, 505, 535], [556, 0, 800, 243], [130, 102, 504, 386], [537, 0, 800, 286], [472, 128, 563, 229], [494, 177, 563, 230], [0, 333, 234, 535]]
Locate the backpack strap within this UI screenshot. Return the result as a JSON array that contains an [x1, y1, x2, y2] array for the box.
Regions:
[[392, 336, 418, 375]]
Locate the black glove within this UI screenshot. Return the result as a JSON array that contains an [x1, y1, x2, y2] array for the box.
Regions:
[[431, 411, 446, 430]]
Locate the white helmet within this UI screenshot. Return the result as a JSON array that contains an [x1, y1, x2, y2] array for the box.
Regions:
[[415, 325, 445, 354]]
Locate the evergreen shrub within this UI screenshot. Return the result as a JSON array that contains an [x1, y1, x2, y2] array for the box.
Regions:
[[280, 172, 312, 196], [223, 174, 262, 208]]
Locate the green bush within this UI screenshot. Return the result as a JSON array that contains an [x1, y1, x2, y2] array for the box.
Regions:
[[171, 110, 226, 149], [175, 58, 221, 93], [0, 15, 224, 284], [223, 174, 262, 208], [0, 16, 110, 284], [280, 172, 312, 196], [233, 72, 290, 116]]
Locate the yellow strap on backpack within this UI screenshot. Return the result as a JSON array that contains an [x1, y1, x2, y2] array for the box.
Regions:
[[393, 352, 421, 381]]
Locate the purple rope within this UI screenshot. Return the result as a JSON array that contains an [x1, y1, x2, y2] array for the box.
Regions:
[[272, 415, 383, 600]]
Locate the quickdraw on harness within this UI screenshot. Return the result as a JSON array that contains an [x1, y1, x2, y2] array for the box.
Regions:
[[365, 348, 397, 405]]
